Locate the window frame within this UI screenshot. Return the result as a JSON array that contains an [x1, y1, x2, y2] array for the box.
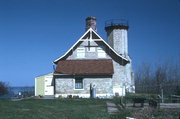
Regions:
[[76, 47, 85, 58], [87, 47, 96, 52], [74, 78, 84, 90]]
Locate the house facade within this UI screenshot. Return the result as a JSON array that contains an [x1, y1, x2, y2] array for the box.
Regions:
[[53, 17, 134, 98]]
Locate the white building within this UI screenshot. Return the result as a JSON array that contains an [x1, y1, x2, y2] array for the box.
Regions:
[[35, 17, 135, 98]]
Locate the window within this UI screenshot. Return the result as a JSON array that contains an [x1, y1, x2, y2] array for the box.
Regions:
[[75, 78, 83, 89], [77, 48, 85, 58], [97, 47, 106, 58], [87, 47, 95, 52]]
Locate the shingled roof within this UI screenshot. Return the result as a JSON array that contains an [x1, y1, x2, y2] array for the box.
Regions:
[[54, 59, 114, 75]]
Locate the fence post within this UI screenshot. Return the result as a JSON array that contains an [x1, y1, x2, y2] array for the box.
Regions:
[[161, 89, 164, 103]]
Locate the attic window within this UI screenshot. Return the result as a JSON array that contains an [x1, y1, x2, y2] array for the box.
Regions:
[[87, 47, 95, 52], [77, 48, 85, 58]]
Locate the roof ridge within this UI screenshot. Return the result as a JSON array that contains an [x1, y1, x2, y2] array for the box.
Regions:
[[64, 59, 112, 61]]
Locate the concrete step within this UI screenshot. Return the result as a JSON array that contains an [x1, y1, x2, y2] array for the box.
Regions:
[[43, 95, 55, 99]]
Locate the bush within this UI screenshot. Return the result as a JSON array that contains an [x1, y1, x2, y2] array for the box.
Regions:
[[112, 96, 121, 105], [174, 86, 180, 95], [125, 93, 158, 103], [0, 81, 8, 95]]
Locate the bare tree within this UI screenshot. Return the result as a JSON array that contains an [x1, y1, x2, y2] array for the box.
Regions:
[[135, 63, 154, 93], [155, 64, 167, 94], [135, 59, 180, 95]]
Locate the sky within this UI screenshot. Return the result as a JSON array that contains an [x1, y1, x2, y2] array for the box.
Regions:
[[0, 0, 180, 86]]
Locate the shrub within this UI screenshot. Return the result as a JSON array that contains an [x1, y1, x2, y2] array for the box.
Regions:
[[174, 86, 180, 95], [125, 93, 158, 103], [67, 95, 72, 98], [0, 81, 8, 95]]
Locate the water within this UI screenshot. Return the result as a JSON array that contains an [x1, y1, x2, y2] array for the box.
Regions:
[[0, 86, 34, 98]]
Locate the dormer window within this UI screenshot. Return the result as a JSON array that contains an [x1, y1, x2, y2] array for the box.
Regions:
[[77, 47, 85, 58]]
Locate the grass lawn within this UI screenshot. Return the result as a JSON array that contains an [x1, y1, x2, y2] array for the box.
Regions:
[[0, 98, 110, 119], [0, 98, 179, 119]]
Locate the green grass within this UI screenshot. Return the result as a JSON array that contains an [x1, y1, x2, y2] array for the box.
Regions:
[[0, 98, 110, 119], [0, 98, 179, 119]]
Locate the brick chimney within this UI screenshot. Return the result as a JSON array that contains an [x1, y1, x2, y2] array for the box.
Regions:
[[85, 17, 97, 32]]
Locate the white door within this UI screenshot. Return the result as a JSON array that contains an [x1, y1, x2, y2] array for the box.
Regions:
[[44, 76, 54, 95]]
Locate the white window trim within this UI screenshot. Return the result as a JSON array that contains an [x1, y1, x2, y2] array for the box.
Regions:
[[77, 47, 85, 58], [73, 78, 84, 90], [87, 47, 96, 52], [97, 47, 106, 58]]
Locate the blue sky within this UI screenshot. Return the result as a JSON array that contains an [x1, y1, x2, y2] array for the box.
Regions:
[[0, 0, 180, 86]]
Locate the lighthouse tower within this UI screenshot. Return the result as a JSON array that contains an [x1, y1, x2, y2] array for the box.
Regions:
[[105, 19, 129, 58], [105, 19, 134, 92]]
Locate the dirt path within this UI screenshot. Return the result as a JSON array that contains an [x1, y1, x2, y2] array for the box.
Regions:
[[160, 103, 180, 108], [106, 102, 119, 114]]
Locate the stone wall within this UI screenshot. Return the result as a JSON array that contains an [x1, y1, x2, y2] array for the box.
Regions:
[[55, 78, 113, 98], [107, 29, 128, 57], [112, 60, 126, 86]]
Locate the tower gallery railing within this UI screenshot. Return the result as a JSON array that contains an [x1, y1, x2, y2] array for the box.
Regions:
[[105, 19, 129, 27]]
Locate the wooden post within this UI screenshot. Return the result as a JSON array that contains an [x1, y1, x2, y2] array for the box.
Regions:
[[161, 89, 164, 103]]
